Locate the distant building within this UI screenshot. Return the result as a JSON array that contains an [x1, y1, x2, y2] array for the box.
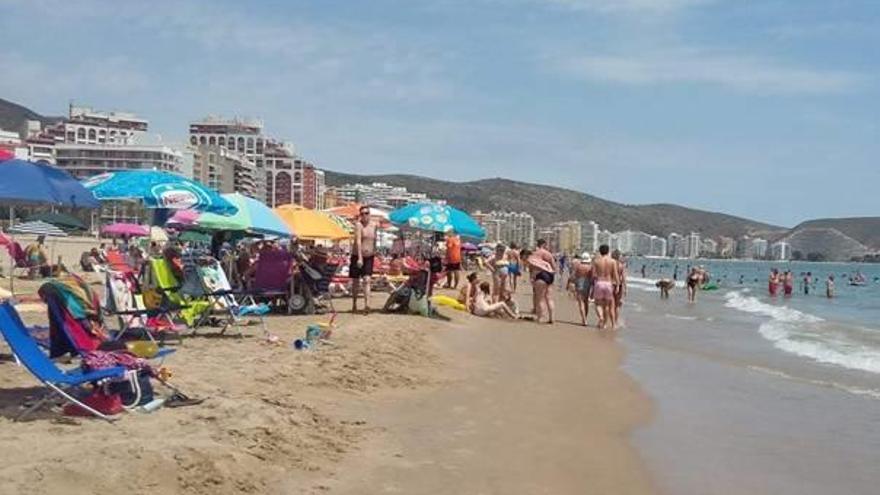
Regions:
[[719, 236, 736, 258], [615, 230, 653, 256], [552, 221, 582, 254], [334, 182, 431, 209], [688, 232, 701, 259], [480, 211, 535, 248], [667, 233, 682, 257], [58, 104, 148, 145], [771, 241, 791, 261], [54, 135, 182, 179], [701, 238, 718, 256], [189, 145, 257, 198], [751, 238, 768, 259], [537, 228, 558, 251], [650, 236, 667, 257], [598, 229, 614, 249], [189, 117, 269, 202], [736, 235, 752, 259], [580, 221, 599, 254]]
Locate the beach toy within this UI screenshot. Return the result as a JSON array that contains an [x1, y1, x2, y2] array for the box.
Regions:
[[125, 341, 159, 359], [702, 283, 719, 291], [431, 295, 467, 311]]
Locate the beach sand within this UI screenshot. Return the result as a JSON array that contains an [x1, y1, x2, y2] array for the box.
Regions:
[[0, 284, 655, 495]]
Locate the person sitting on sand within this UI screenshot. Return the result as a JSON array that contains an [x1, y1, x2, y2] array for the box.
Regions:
[[458, 272, 479, 313], [24, 235, 49, 279], [473, 282, 517, 319]]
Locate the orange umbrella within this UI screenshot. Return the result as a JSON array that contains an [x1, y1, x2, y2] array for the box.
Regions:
[[274, 204, 351, 241]]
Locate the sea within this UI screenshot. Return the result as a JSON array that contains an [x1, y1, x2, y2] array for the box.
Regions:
[[620, 258, 880, 495]]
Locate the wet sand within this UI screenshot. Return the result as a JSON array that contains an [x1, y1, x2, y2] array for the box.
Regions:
[[0, 282, 655, 495]]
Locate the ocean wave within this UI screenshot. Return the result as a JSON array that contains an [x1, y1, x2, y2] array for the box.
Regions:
[[746, 365, 880, 400], [725, 291, 880, 374]]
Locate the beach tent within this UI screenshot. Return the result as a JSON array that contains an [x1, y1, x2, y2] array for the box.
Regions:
[[273, 205, 351, 241]]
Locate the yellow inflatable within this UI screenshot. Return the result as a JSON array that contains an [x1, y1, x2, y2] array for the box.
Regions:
[[431, 295, 467, 312]]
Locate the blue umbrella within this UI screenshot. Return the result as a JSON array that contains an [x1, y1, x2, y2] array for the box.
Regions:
[[0, 159, 99, 208], [389, 203, 485, 240], [82, 170, 237, 215]]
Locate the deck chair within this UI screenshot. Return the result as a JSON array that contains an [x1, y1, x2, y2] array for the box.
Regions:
[[38, 277, 175, 363], [103, 269, 184, 343], [244, 249, 293, 314], [0, 301, 127, 422], [104, 250, 133, 273], [5, 241, 31, 277], [141, 257, 210, 327]]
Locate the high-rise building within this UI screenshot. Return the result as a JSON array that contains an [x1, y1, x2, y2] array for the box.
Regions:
[[598, 229, 614, 249], [650, 236, 667, 257], [54, 135, 182, 179], [667, 233, 682, 257], [614, 230, 653, 256], [580, 221, 599, 254], [57, 104, 148, 145], [189, 117, 268, 202], [332, 182, 430, 209], [751, 238, 769, 259], [771, 241, 791, 261], [688, 232, 701, 259], [701, 238, 718, 256], [719, 236, 736, 258], [551, 221, 582, 254], [478, 211, 535, 248], [189, 145, 257, 198]]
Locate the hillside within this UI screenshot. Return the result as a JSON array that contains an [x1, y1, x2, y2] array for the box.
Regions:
[[324, 171, 783, 239], [790, 217, 880, 250], [0, 97, 61, 132], [781, 228, 870, 261]]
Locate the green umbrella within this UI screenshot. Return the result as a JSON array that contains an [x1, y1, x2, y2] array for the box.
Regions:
[[24, 212, 87, 231], [167, 193, 291, 237], [178, 230, 211, 243]]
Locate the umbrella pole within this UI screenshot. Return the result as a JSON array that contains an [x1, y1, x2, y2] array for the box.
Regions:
[[8, 206, 13, 295]]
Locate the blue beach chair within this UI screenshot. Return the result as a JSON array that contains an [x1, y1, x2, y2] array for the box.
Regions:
[[0, 302, 126, 422]]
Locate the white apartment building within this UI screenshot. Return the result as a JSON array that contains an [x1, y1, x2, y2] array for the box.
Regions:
[[650, 236, 667, 257], [751, 238, 769, 259], [59, 104, 148, 145], [54, 135, 182, 179], [484, 211, 536, 248], [189, 145, 258, 198], [189, 117, 269, 202], [615, 230, 653, 256], [333, 182, 431, 209], [701, 238, 718, 256], [771, 241, 791, 261], [688, 232, 701, 259], [580, 221, 599, 254], [667, 233, 682, 257]]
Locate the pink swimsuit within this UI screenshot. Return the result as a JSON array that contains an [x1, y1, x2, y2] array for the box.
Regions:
[[593, 280, 614, 303]]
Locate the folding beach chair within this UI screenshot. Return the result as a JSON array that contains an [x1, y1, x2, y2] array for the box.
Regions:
[[0, 302, 127, 422], [141, 257, 210, 328], [4, 241, 31, 278], [243, 249, 293, 314], [103, 269, 184, 343]]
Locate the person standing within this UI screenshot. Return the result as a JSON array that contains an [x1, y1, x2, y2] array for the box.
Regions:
[[507, 243, 521, 293], [826, 275, 835, 298], [444, 233, 462, 289], [352, 205, 378, 314], [783, 271, 794, 297], [591, 245, 618, 329], [611, 250, 627, 327], [527, 239, 557, 324], [686, 266, 701, 303], [803, 271, 812, 295], [571, 254, 593, 326], [768, 269, 780, 297]]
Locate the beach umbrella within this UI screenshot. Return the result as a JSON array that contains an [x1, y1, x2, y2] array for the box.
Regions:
[[462, 242, 479, 252], [274, 205, 351, 241], [82, 170, 237, 216], [324, 211, 355, 234], [0, 159, 99, 208], [389, 203, 485, 240], [168, 193, 292, 237], [178, 230, 211, 243], [101, 223, 150, 238], [9, 220, 68, 237], [24, 212, 88, 232]]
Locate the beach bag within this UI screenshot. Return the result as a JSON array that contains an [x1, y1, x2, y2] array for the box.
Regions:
[[408, 291, 430, 317], [63, 388, 123, 417]]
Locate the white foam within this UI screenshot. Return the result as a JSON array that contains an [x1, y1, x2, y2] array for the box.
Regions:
[[725, 291, 880, 374], [747, 365, 880, 400]]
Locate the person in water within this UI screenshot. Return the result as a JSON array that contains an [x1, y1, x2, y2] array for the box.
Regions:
[[686, 267, 702, 303], [783, 271, 794, 297], [826, 275, 835, 298], [768, 269, 780, 297]]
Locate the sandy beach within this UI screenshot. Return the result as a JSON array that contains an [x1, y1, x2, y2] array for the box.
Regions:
[[0, 280, 655, 495]]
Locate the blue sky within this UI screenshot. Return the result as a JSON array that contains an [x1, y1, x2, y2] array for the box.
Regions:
[[1, 0, 877, 227]]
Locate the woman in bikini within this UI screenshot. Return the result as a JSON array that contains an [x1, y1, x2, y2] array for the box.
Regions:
[[686, 267, 701, 303]]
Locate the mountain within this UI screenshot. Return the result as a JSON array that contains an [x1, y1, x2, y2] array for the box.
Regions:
[[324, 171, 784, 239], [789, 217, 880, 249], [778, 218, 880, 261], [0, 97, 61, 132]]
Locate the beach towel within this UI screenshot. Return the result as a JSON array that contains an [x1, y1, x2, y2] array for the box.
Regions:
[[38, 274, 108, 356]]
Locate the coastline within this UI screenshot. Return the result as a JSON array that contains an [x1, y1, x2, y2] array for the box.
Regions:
[[0, 285, 657, 495]]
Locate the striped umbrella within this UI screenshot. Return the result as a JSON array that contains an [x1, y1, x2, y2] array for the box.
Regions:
[[9, 220, 69, 237]]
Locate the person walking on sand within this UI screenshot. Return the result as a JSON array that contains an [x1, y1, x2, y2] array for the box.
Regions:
[[611, 250, 627, 328], [443, 233, 462, 290], [591, 245, 618, 329], [352, 205, 378, 314], [527, 239, 557, 324], [826, 275, 835, 298], [571, 253, 593, 326], [507, 243, 521, 293]]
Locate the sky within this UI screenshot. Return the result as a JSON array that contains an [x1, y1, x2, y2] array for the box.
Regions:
[[0, 0, 877, 227]]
